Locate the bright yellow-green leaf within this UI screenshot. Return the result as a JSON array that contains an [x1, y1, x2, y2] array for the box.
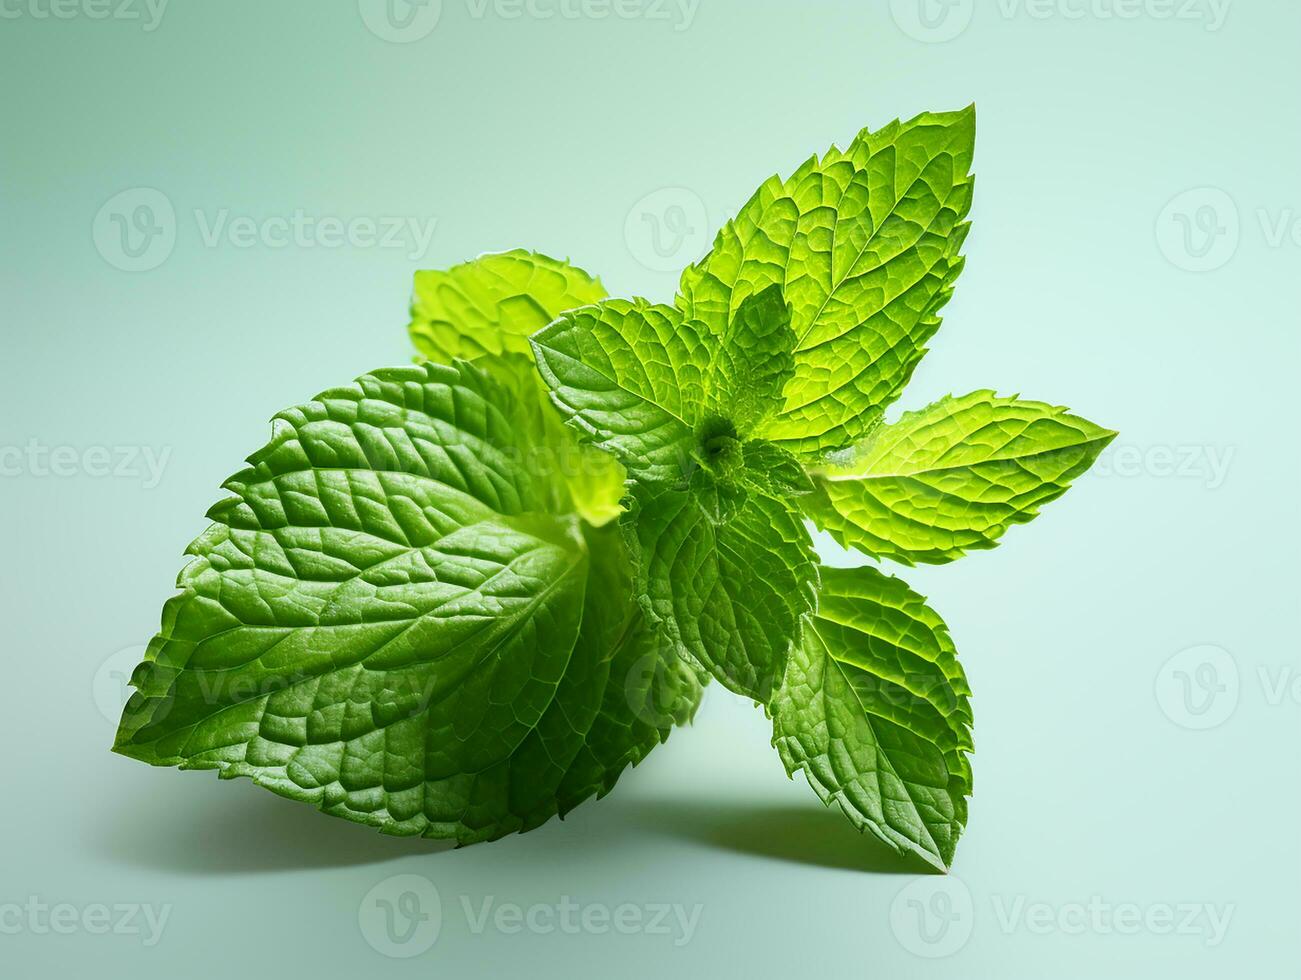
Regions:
[[679, 107, 977, 458], [409, 249, 606, 363], [408, 250, 626, 525], [807, 390, 1116, 564]]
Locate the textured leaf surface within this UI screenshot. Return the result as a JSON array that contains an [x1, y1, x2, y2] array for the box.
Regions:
[[409, 249, 605, 363], [627, 485, 818, 703], [408, 251, 625, 526], [678, 107, 976, 457], [700, 284, 796, 436], [555, 605, 706, 814], [806, 390, 1116, 565], [531, 300, 715, 483], [485, 355, 628, 528], [740, 440, 813, 498], [771, 564, 973, 870], [512, 522, 705, 827], [114, 361, 701, 842]]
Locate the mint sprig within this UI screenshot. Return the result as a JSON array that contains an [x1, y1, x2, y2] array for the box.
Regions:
[[114, 107, 1113, 870]]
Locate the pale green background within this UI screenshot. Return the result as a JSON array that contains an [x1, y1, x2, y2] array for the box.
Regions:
[[2, 0, 1297, 976]]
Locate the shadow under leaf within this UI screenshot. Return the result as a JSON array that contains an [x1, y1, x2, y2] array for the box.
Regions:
[[97, 765, 942, 877], [618, 798, 942, 875], [96, 775, 453, 875]]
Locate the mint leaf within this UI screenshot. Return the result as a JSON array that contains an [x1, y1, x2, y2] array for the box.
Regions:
[[740, 440, 814, 498], [482, 355, 628, 527], [112, 108, 1121, 869], [679, 107, 976, 457], [409, 249, 605, 363], [702, 284, 797, 435], [555, 571, 707, 813], [627, 484, 818, 703], [771, 564, 973, 870], [510, 521, 705, 830], [408, 251, 626, 526], [806, 390, 1116, 565], [530, 299, 715, 483], [530, 292, 804, 486], [114, 361, 700, 841]]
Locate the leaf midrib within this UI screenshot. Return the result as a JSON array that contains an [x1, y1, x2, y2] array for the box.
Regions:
[[819, 431, 1113, 482], [805, 618, 946, 863]]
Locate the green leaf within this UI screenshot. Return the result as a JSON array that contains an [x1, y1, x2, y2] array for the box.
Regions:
[[113, 361, 701, 842], [771, 564, 973, 871], [531, 299, 715, 483], [409, 249, 606, 363], [485, 354, 628, 528], [806, 390, 1116, 565], [740, 440, 814, 498], [679, 107, 977, 457], [627, 484, 819, 703], [555, 598, 707, 814], [407, 250, 626, 527], [531, 291, 803, 484], [506, 521, 706, 830], [701, 283, 797, 436]]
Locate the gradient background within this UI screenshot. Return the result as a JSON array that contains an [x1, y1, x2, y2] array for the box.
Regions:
[[2, 0, 1297, 976]]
